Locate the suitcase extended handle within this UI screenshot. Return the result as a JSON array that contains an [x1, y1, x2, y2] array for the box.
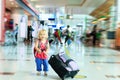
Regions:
[[51, 55, 55, 58], [65, 59, 73, 66]]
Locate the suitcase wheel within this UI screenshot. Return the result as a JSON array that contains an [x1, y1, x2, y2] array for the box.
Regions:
[[61, 78, 64, 80], [71, 76, 74, 78]]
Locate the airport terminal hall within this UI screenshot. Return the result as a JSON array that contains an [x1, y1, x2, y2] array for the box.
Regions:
[[1, 0, 120, 80]]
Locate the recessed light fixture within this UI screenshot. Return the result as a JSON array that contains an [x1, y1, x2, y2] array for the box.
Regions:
[[35, 5, 42, 8], [11, 2, 14, 5], [9, 0, 14, 1], [30, 0, 38, 1], [15, 5, 18, 7]]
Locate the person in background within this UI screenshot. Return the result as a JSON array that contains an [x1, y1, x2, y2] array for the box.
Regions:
[[34, 29, 49, 76], [90, 25, 109, 47], [59, 27, 63, 38], [14, 23, 18, 42], [27, 25, 34, 42], [54, 29, 62, 44], [90, 25, 98, 46], [63, 25, 71, 45]]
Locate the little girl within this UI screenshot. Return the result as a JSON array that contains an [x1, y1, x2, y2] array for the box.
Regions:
[[34, 29, 49, 76]]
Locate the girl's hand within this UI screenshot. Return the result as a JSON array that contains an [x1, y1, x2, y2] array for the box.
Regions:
[[43, 51, 49, 56], [43, 51, 47, 54], [38, 50, 41, 53]]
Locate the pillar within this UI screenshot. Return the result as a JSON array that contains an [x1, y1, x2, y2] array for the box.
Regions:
[[106, 5, 116, 48], [116, 0, 120, 24], [0, 0, 5, 44], [110, 6, 116, 30]]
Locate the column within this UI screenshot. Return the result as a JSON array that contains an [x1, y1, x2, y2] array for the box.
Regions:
[[116, 0, 120, 24], [0, 0, 5, 43], [110, 6, 116, 30], [106, 5, 116, 48]]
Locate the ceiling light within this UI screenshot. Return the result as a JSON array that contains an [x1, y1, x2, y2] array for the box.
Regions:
[[35, 5, 42, 8], [92, 20, 98, 24], [15, 5, 18, 7], [11, 2, 14, 5], [30, 0, 38, 1], [98, 16, 107, 21], [9, 0, 14, 1]]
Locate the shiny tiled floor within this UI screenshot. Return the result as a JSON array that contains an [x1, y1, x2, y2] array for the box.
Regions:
[[0, 40, 120, 80]]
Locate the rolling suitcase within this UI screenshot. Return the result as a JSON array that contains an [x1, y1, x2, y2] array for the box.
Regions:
[[48, 52, 79, 80]]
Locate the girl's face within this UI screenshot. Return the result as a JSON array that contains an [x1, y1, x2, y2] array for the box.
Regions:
[[39, 32, 46, 39]]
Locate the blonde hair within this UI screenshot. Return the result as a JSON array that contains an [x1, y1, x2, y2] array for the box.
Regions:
[[38, 29, 48, 39]]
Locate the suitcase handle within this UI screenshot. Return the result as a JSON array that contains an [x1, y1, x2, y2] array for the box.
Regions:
[[65, 59, 73, 65], [51, 55, 55, 58]]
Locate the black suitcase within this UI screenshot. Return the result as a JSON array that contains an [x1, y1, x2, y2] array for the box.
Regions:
[[48, 52, 79, 80]]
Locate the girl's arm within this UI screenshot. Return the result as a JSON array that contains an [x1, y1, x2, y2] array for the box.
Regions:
[[35, 39, 41, 53]]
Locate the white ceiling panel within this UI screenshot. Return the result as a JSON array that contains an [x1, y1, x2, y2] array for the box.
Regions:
[[29, 0, 107, 14], [30, 0, 67, 7], [9, 0, 107, 15], [65, 6, 95, 14], [83, 0, 106, 8], [67, 0, 84, 5], [65, 0, 107, 14], [29, 0, 86, 7]]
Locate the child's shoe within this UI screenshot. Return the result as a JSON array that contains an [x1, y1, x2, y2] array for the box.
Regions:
[[44, 72, 47, 76]]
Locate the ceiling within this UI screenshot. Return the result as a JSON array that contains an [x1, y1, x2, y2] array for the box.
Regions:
[[5, 0, 31, 16], [5, 0, 114, 19], [6, 0, 20, 9], [28, 0, 107, 14], [90, 0, 115, 19]]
